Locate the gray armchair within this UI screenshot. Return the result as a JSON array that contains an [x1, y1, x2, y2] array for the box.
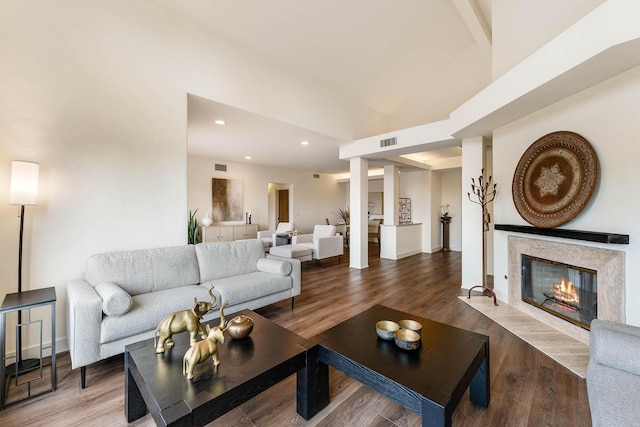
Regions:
[[587, 319, 640, 426]]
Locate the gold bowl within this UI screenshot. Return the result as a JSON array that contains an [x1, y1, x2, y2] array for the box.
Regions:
[[226, 315, 254, 339], [394, 329, 421, 350], [375, 320, 400, 340], [398, 319, 423, 335]]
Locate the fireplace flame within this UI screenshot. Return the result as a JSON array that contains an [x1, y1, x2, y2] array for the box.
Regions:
[[550, 278, 579, 305]]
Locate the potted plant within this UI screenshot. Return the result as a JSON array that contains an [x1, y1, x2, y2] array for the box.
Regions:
[[333, 207, 350, 224], [188, 209, 200, 244], [440, 204, 450, 222]]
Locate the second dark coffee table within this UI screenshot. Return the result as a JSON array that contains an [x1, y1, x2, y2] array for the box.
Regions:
[[298, 305, 490, 427]]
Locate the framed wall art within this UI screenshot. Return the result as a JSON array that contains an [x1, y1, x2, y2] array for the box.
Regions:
[[399, 198, 412, 224], [212, 178, 243, 222]]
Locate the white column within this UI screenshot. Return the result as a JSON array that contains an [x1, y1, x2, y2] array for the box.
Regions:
[[461, 136, 486, 289], [380, 165, 400, 260], [383, 165, 399, 225], [349, 157, 369, 269]]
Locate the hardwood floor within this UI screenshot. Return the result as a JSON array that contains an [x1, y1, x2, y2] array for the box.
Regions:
[[0, 247, 592, 426]]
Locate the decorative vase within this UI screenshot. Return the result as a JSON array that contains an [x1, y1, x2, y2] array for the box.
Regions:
[[202, 214, 213, 227], [226, 315, 254, 339]]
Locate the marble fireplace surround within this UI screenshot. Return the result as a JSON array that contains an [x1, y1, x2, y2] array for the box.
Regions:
[[507, 235, 625, 345]]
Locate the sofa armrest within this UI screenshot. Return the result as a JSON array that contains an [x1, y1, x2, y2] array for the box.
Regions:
[[66, 279, 103, 369], [257, 229, 276, 240], [266, 255, 301, 297], [589, 319, 640, 375], [292, 233, 312, 244], [315, 235, 344, 259]]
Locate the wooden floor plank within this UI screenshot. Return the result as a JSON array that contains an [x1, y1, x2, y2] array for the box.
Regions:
[[0, 247, 592, 426]]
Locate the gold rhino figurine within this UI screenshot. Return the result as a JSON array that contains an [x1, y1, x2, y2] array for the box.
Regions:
[[183, 300, 229, 380], [154, 285, 217, 353]]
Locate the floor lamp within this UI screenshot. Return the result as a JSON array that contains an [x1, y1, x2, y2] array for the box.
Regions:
[[9, 160, 39, 372]]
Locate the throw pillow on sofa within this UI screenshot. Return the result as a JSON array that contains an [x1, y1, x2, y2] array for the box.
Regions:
[[256, 258, 292, 276], [95, 282, 133, 316]]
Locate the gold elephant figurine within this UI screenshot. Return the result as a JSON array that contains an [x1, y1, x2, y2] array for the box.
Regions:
[[182, 300, 229, 380], [154, 285, 217, 353]]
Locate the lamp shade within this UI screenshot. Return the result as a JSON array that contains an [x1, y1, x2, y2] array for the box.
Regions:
[[10, 161, 39, 205]]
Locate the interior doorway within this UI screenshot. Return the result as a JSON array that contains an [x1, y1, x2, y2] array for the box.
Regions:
[[267, 182, 293, 230], [277, 189, 289, 223]]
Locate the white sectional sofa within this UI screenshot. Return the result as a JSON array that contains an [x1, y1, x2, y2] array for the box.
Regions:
[[66, 239, 300, 387]]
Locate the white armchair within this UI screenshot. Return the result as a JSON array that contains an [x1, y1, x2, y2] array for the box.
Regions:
[[257, 222, 294, 251], [292, 225, 344, 265]]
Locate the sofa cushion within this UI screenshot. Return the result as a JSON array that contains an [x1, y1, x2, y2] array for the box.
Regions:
[[86, 245, 200, 296], [95, 282, 132, 316], [256, 258, 292, 276], [202, 272, 292, 306], [100, 285, 216, 344], [195, 240, 265, 282]]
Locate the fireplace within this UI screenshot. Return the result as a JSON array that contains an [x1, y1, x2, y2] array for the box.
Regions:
[[521, 255, 597, 330], [508, 236, 625, 344]]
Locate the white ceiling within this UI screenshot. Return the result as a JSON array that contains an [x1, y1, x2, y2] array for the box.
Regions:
[[161, 0, 493, 174], [187, 94, 352, 174]]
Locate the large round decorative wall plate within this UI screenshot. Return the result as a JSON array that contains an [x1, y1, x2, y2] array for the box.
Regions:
[[512, 131, 599, 228]]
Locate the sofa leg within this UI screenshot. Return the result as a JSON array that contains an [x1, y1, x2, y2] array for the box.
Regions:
[[291, 297, 295, 310], [81, 366, 87, 389]]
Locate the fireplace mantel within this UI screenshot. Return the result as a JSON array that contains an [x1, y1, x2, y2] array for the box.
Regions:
[[495, 224, 629, 244]]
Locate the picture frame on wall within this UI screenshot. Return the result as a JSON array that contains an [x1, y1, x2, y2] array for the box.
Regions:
[[212, 178, 243, 222], [399, 198, 411, 224]]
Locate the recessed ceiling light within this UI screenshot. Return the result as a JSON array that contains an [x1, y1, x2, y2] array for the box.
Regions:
[[214, 120, 226, 125], [244, 156, 251, 160], [301, 140, 309, 145]]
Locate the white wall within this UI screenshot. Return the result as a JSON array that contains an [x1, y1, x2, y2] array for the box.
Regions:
[[492, 0, 605, 80], [0, 0, 386, 354], [188, 156, 345, 234], [389, 45, 492, 130], [343, 170, 462, 254], [430, 171, 443, 252], [399, 170, 431, 252], [439, 169, 463, 252], [492, 65, 640, 326]]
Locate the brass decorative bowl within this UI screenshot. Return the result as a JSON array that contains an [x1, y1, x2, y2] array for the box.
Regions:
[[394, 329, 421, 350], [398, 319, 423, 335], [226, 315, 254, 339], [375, 320, 400, 340]]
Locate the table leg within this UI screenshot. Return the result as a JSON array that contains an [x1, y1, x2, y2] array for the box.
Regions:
[[51, 302, 57, 391], [1, 312, 6, 408], [125, 353, 147, 422], [469, 347, 490, 408], [296, 345, 329, 420], [296, 347, 316, 419], [421, 398, 448, 427]]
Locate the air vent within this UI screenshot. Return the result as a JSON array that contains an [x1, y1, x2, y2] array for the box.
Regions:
[[380, 137, 397, 147], [214, 164, 227, 172], [313, 173, 320, 179]]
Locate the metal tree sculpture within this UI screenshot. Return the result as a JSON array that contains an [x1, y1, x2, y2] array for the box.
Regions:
[[467, 169, 498, 305]]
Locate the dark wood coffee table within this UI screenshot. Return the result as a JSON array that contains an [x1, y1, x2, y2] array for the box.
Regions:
[[297, 305, 489, 427], [125, 309, 306, 426]]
